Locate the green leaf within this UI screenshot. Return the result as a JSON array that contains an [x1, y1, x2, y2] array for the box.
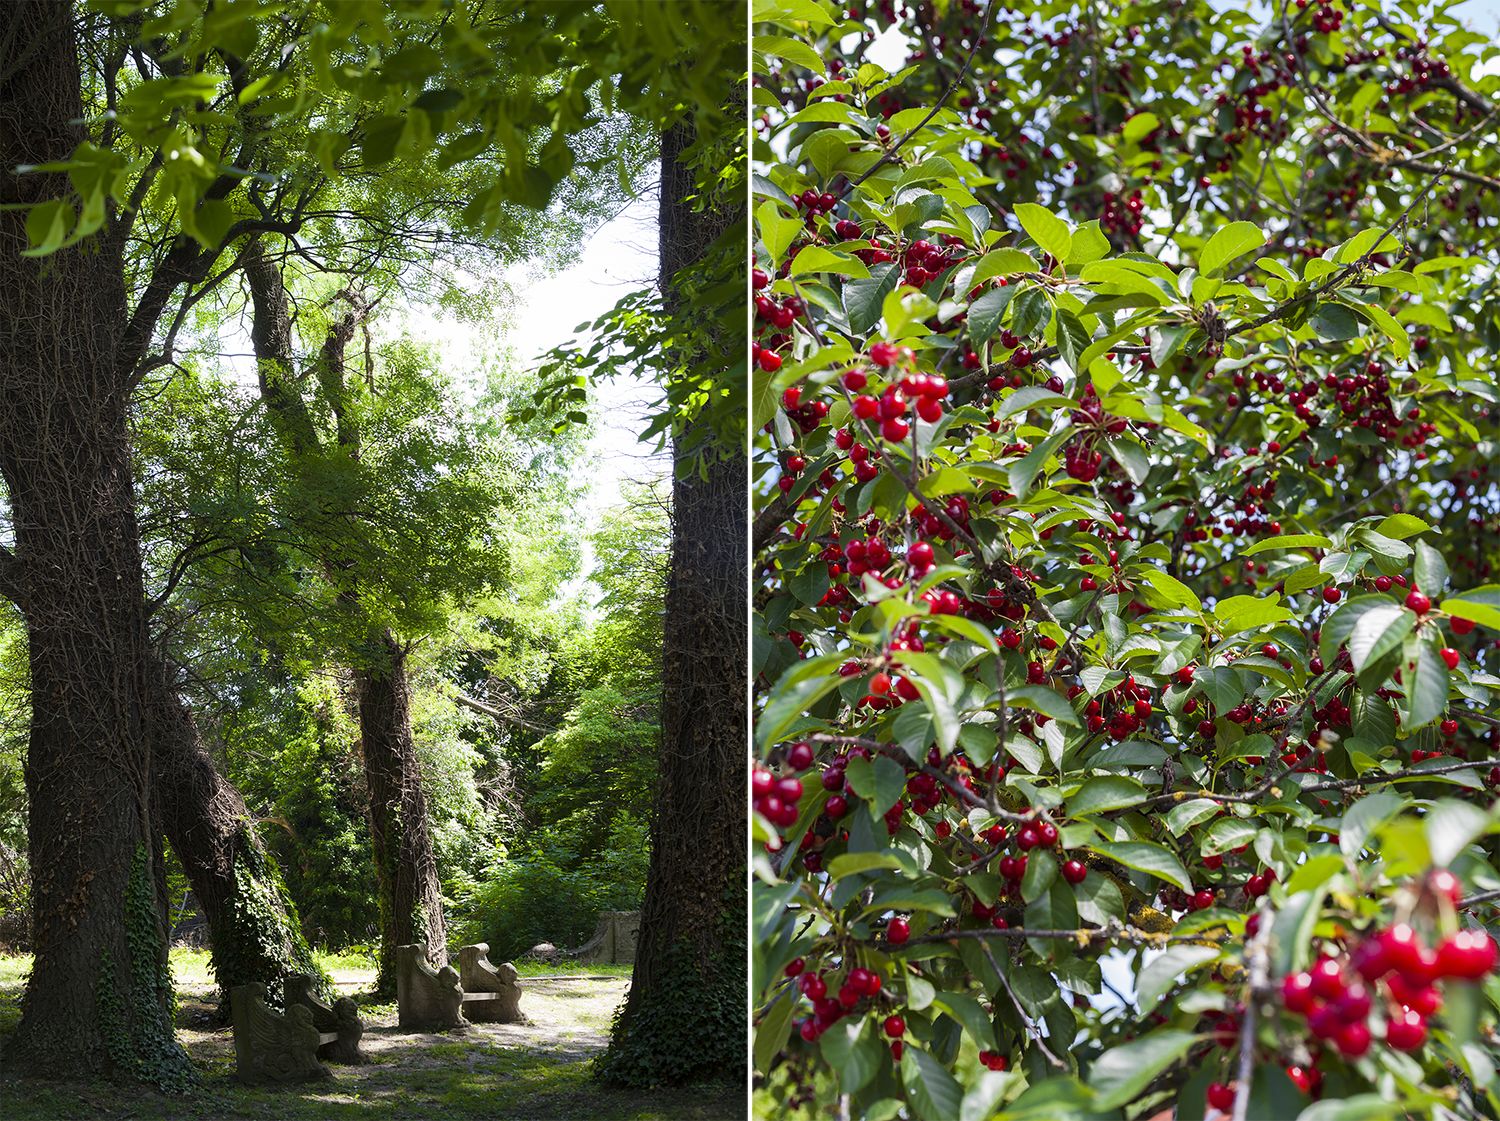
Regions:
[[754, 993, 794, 1074], [997, 386, 1075, 420], [1425, 799, 1492, 867], [1088, 841, 1192, 892], [1013, 202, 1072, 264], [1136, 945, 1221, 1012], [1087, 1029, 1197, 1110], [1199, 221, 1266, 277], [1056, 309, 1090, 373], [1066, 220, 1110, 267], [1404, 640, 1449, 730], [1121, 111, 1160, 142], [1020, 849, 1058, 902], [1340, 792, 1404, 861], [1067, 776, 1147, 817], [820, 1017, 881, 1094], [902, 1045, 965, 1121], [1141, 568, 1203, 611], [932, 991, 996, 1049], [1375, 513, 1431, 540], [1165, 798, 1221, 836], [1240, 533, 1332, 556], [790, 245, 870, 278], [1412, 540, 1448, 595], [1441, 586, 1500, 632], [967, 284, 1017, 344], [971, 247, 1041, 285], [1310, 302, 1360, 341], [1295, 1095, 1410, 1121], [1008, 684, 1080, 727], [22, 199, 73, 257], [844, 263, 901, 334], [1074, 872, 1124, 925], [758, 199, 800, 265], [1213, 593, 1293, 635], [1347, 603, 1414, 676]]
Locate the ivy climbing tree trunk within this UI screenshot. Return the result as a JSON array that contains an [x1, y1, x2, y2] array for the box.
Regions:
[[356, 630, 448, 992], [597, 116, 746, 1088], [143, 650, 324, 1012], [243, 241, 448, 991], [0, 0, 190, 1085]]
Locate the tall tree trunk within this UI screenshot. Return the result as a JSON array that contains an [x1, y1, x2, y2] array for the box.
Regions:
[[243, 242, 447, 992], [356, 629, 447, 992], [0, 1, 190, 1085], [143, 650, 325, 1012], [597, 116, 746, 1088]]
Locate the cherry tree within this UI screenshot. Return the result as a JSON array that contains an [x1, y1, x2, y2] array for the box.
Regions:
[[752, 0, 1500, 1117]]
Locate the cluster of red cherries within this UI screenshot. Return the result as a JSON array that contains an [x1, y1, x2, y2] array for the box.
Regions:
[[1280, 873, 1496, 1063]]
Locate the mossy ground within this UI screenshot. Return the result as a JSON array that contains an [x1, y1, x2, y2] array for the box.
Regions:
[[0, 950, 742, 1120]]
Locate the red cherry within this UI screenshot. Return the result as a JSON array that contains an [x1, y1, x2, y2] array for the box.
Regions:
[[1374, 575, 1393, 592], [787, 742, 814, 770], [1207, 1082, 1235, 1111], [1061, 859, 1087, 885], [1405, 589, 1431, 614], [1322, 586, 1341, 604], [785, 957, 805, 978], [1434, 929, 1497, 980], [1335, 1019, 1371, 1058], [1385, 974, 1441, 1015], [883, 1014, 906, 1038], [1037, 821, 1059, 846], [1378, 924, 1433, 983], [1429, 869, 1462, 904], [1308, 956, 1346, 1000], [1440, 647, 1461, 670], [887, 917, 910, 945], [1286, 1065, 1321, 1095], [1384, 1008, 1427, 1051], [870, 672, 892, 695], [1010, 346, 1033, 368], [1451, 615, 1475, 635]]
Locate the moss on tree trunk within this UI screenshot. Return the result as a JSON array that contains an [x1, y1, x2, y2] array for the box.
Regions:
[[144, 650, 325, 1012]]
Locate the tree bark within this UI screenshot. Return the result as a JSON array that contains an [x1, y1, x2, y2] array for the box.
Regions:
[[597, 116, 746, 1087], [142, 649, 324, 1012], [356, 630, 447, 992], [0, 0, 189, 1084]]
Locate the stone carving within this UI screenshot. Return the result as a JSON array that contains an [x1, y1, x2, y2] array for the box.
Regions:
[[229, 982, 330, 1084], [456, 943, 527, 1023], [395, 943, 466, 1030], [286, 973, 367, 1063], [576, 910, 641, 964]]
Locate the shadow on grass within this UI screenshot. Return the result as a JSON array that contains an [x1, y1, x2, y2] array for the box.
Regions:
[[0, 955, 743, 1121]]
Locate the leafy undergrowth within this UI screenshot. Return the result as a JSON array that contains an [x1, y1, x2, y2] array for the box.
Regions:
[[0, 951, 741, 1120]]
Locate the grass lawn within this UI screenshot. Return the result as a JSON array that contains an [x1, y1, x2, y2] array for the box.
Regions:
[[0, 949, 744, 1120]]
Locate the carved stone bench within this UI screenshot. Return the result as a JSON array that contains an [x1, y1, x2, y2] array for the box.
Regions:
[[395, 943, 466, 1030], [230, 982, 331, 1083], [456, 943, 528, 1024], [286, 973, 368, 1063]]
